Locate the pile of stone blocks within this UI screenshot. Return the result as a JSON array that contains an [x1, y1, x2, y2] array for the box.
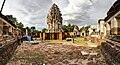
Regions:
[[101, 40, 120, 65], [0, 40, 18, 65]]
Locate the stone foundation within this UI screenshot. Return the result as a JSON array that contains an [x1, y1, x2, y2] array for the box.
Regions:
[[101, 40, 120, 65], [40, 33, 66, 40], [0, 39, 19, 65]]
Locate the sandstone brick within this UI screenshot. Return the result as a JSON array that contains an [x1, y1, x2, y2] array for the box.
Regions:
[[0, 40, 18, 65]]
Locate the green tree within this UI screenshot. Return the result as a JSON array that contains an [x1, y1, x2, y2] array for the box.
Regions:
[[66, 24, 74, 32], [26, 27, 31, 33], [42, 28, 47, 33], [66, 24, 71, 32], [63, 24, 74, 32], [16, 22, 24, 29], [6, 15, 24, 29], [31, 26, 36, 32], [63, 25, 67, 32], [6, 15, 17, 25]]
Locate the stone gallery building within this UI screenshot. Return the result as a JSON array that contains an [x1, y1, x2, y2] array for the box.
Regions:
[[0, 13, 21, 38], [98, 0, 120, 39], [40, 4, 65, 40], [98, 1, 120, 64]]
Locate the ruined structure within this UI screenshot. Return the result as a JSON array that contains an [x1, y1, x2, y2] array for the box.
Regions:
[[0, 13, 21, 38], [98, 19, 106, 39], [47, 3, 63, 33], [98, 0, 120, 39], [80, 26, 98, 37], [0, 13, 22, 65], [98, 0, 120, 65], [73, 25, 80, 36], [73, 25, 79, 32], [40, 4, 65, 40]]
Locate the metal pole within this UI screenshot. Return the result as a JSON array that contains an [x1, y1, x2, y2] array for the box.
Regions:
[[0, 0, 6, 13]]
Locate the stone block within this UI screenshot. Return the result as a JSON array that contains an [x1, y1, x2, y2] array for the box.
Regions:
[[101, 40, 120, 65], [0, 39, 18, 65]]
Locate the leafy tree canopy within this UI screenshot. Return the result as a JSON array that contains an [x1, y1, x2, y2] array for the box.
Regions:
[[6, 15, 24, 29], [63, 24, 75, 32], [42, 28, 47, 33]]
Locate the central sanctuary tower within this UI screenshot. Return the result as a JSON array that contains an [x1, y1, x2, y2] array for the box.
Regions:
[[47, 3, 64, 33]]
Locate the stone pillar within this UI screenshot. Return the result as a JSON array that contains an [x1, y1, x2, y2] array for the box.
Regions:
[[40, 33, 43, 40], [111, 18, 118, 35], [0, 19, 3, 36], [9, 26, 12, 33], [99, 20, 105, 39], [59, 32, 63, 40], [116, 17, 120, 35], [118, 20, 120, 35], [51, 33, 54, 40], [103, 25, 107, 39], [98, 22, 100, 39], [43, 33, 46, 40], [49, 33, 52, 40], [106, 22, 111, 35]]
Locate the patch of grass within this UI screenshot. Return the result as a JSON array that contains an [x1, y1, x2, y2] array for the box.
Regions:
[[42, 37, 89, 44], [37, 64, 43, 65], [42, 40, 66, 43], [74, 37, 89, 43]]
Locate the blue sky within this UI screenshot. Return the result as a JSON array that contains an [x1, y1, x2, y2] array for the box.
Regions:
[[0, 0, 116, 30]]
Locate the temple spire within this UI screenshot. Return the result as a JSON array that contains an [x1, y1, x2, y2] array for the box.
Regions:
[[47, 3, 63, 33]]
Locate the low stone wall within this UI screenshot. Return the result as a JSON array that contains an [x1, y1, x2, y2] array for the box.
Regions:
[[40, 32, 66, 40], [101, 40, 120, 65], [0, 39, 18, 65]]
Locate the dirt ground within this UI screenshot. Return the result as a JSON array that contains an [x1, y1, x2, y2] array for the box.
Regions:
[[7, 40, 106, 65]]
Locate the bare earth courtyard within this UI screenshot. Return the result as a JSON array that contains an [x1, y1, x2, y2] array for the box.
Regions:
[[7, 38, 106, 65]]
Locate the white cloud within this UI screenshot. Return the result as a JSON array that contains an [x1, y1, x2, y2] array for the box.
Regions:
[[0, 0, 116, 30], [1, 0, 53, 30], [61, 0, 116, 26], [62, 0, 93, 25]]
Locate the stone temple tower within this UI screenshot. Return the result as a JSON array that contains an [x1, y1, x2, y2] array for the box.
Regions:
[[47, 3, 64, 33]]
